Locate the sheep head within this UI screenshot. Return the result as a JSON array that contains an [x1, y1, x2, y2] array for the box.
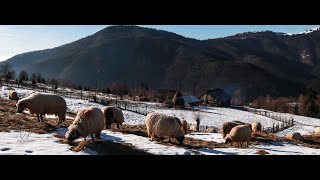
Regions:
[[65, 125, 81, 142], [16, 101, 25, 113]]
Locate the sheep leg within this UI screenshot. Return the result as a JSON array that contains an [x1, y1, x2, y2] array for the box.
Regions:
[[91, 134, 95, 140], [117, 123, 120, 129], [40, 115, 44, 122], [37, 114, 40, 122], [95, 132, 101, 140]]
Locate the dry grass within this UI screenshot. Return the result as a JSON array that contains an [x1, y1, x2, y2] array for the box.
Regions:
[[255, 150, 269, 155], [0, 98, 74, 134]]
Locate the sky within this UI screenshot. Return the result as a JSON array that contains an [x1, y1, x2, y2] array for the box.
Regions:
[[0, 25, 319, 62]]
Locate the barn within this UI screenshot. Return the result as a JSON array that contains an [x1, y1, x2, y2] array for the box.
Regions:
[[199, 89, 231, 107]]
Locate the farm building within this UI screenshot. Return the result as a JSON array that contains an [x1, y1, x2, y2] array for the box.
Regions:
[[199, 89, 231, 107], [180, 95, 201, 108]]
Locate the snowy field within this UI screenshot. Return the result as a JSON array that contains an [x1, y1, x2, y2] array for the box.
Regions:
[[2, 85, 320, 155], [1, 128, 320, 155], [147, 106, 281, 128]]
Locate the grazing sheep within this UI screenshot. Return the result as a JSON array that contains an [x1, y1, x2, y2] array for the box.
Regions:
[[181, 119, 188, 134], [104, 106, 124, 129], [8, 91, 18, 100], [145, 112, 185, 145], [224, 125, 252, 147], [189, 124, 198, 132], [251, 122, 262, 133], [65, 106, 104, 141], [315, 127, 320, 136], [221, 121, 245, 138], [16, 93, 66, 125], [286, 132, 303, 141], [206, 128, 215, 133]]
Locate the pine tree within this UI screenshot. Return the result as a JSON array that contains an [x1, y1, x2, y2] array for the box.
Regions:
[[303, 88, 319, 118]]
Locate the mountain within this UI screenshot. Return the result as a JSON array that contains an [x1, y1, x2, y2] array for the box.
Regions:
[[3, 25, 320, 101]]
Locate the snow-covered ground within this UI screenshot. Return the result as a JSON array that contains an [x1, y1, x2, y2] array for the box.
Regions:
[[2, 85, 320, 155], [147, 106, 281, 128], [245, 107, 320, 127], [276, 125, 316, 137], [187, 132, 320, 155], [0, 130, 96, 155]]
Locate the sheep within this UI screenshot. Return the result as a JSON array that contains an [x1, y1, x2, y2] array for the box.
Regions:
[[103, 106, 124, 129], [286, 132, 303, 141], [251, 122, 262, 133], [181, 119, 188, 134], [224, 125, 252, 147], [315, 127, 320, 136], [221, 121, 245, 138], [8, 91, 18, 100], [65, 106, 104, 142], [16, 92, 66, 125], [189, 124, 198, 132], [145, 112, 185, 145], [206, 128, 215, 133]]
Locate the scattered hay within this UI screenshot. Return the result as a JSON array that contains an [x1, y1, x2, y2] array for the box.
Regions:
[[255, 150, 269, 155]]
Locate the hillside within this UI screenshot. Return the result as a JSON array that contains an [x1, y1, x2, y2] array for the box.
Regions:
[[3, 25, 320, 101]]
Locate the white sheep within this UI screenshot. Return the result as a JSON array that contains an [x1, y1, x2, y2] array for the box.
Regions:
[[145, 112, 185, 145], [181, 119, 188, 134], [221, 121, 245, 138], [65, 106, 104, 141], [224, 125, 252, 147], [251, 122, 261, 133], [314, 127, 320, 136], [189, 124, 198, 132], [8, 91, 18, 100], [104, 106, 124, 129], [16, 92, 66, 125], [206, 128, 215, 133]]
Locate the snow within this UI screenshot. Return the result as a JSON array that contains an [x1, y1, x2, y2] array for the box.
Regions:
[[147, 106, 281, 128], [100, 130, 195, 155], [186, 132, 320, 155], [286, 27, 320, 36], [186, 132, 225, 143], [0, 130, 96, 155], [276, 125, 316, 137]]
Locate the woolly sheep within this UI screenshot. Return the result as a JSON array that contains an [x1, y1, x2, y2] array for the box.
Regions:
[[251, 122, 261, 133], [225, 125, 252, 147], [104, 106, 124, 129], [286, 132, 303, 141], [65, 106, 104, 141], [8, 91, 18, 100], [221, 121, 245, 138], [145, 112, 185, 145], [189, 124, 198, 132], [315, 127, 320, 136], [181, 119, 188, 134], [16, 93, 66, 125], [206, 128, 215, 133]]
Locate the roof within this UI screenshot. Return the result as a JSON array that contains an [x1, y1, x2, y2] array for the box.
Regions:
[[180, 95, 200, 104], [199, 88, 231, 102]]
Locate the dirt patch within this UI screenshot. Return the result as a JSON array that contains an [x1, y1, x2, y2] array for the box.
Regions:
[[0, 98, 74, 134], [255, 150, 269, 155]]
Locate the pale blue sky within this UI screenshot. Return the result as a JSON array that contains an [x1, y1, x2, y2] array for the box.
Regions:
[[0, 25, 319, 61]]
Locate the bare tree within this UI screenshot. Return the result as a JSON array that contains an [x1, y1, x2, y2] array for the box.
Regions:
[[0, 63, 15, 85]]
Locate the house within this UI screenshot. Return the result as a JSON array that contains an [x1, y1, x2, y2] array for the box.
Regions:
[[199, 88, 231, 107], [180, 95, 201, 106]]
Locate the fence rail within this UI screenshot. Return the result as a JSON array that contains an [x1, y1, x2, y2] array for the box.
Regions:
[[3, 82, 296, 134]]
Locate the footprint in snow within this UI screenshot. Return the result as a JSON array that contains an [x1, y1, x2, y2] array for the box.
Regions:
[[25, 150, 33, 153], [1, 148, 10, 151]]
